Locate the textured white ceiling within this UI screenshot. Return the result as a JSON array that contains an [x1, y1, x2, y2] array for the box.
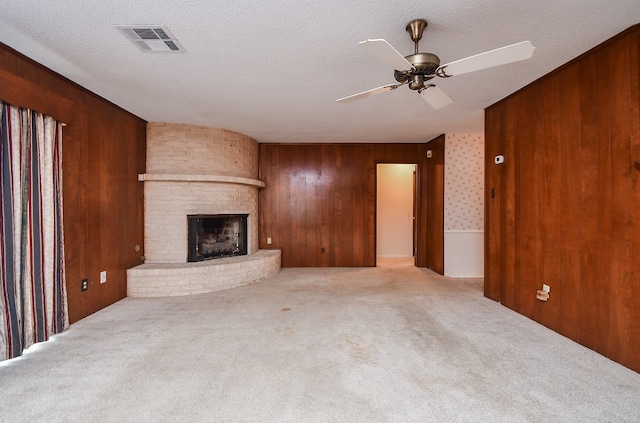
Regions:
[[1, 0, 639, 143]]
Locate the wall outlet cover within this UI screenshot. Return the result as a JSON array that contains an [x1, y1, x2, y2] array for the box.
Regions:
[[536, 290, 549, 301]]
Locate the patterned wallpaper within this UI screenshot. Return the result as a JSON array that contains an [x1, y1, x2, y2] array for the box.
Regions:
[[444, 133, 485, 230]]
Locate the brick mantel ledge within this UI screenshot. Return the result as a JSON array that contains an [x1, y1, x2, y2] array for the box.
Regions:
[[138, 173, 266, 188]]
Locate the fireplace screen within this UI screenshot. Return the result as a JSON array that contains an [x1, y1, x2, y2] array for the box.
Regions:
[[187, 214, 248, 262]]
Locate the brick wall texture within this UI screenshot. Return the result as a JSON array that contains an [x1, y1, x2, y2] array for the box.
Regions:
[[146, 122, 258, 178]]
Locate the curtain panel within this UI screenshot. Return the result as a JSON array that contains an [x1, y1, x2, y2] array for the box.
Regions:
[[0, 99, 68, 362]]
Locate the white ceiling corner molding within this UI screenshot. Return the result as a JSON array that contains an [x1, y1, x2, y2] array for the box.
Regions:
[[114, 25, 185, 52]]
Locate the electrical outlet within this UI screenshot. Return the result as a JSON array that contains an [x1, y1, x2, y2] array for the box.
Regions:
[[81, 279, 88, 291], [100, 271, 107, 284], [267, 237, 272, 245]]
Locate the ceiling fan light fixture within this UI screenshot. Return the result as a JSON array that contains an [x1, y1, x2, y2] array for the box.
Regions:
[[409, 74, 424, 90]]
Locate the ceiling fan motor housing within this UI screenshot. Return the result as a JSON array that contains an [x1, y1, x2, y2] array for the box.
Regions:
[[394, 52, 441, 89]]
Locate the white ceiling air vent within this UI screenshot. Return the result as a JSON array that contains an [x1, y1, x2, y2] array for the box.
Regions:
[[115, 25, 185, 52]]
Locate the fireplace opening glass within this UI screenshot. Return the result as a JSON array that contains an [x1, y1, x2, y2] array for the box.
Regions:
[[187, 214, 248, 262]]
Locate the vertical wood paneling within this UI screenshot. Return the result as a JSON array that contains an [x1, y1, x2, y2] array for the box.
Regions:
[[629, 27, 640, 373], [595, 44, 613, 359], [267, 145, 281, 248], [122, 114, 146, 298], [320, 145, 334, 266], [0, 43, 146, 323], [62, 118, 89, 319], [339, 146, 354, 266], [502, 98, 517, 311], [259, 143, 443, 270], [540, 74, 561, 331], [424, 135, 445, 274], [606, 33, 634, 366], [484, 25, 640, 373], [364, 145, 376, 265], [333, 145, 346, 265], [415, 143, 430, 268], [351, 145, 365, 264], [86, 95, 105, 309], [558, 65, 582, 340], [278, 145, 291, 265], [514, 87, 541, 320], [303, 147, 322, 266], [578, 51, 600, 351], [484, 106, 502, 301], [288, 145, 303, 267]]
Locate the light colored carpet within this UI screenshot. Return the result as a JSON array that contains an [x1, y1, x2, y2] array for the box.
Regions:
[[1, 258, 639, 422]]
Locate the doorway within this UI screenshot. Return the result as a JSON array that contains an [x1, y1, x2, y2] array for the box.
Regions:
[[376, 164, 416, 266]]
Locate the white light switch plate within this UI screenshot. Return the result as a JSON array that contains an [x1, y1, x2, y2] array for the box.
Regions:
[[100, 271, 107, 284]]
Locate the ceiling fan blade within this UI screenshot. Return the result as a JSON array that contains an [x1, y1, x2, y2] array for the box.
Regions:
[[436, 41, 535, 77], [420, 85, 454, 109], [359, 39, 415, 71], [336, 84, 402, 103]]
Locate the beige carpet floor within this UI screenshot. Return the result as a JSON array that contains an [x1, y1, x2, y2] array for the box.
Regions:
[[1, 258, 639, 422]]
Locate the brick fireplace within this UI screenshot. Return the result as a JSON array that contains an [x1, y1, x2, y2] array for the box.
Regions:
[[127, 123, 280, 297]]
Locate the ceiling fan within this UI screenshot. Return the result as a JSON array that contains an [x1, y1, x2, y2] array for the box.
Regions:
[[336, 19, 535, 109]]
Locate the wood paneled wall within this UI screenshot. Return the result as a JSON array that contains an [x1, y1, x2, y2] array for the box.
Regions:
[[485, 25, 640, 372], [258, 139, 444, 271], [0, 43, 146, 323], [424, 136, 445, 273]]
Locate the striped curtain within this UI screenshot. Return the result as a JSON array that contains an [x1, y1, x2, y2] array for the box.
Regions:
[[0, 99, 68, 362]]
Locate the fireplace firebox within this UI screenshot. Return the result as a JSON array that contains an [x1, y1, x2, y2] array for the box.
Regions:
[[187, 214, 248, 262]]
